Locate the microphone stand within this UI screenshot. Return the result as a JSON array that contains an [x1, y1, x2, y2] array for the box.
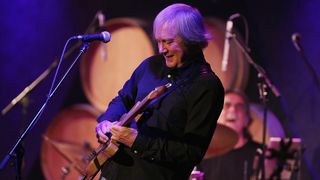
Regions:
[[0, 11, 104, 179], [295, 45, 320, 92], [228, 32, 281, 180], [0, 41, 90, 179], [0, 37, 82, 180]]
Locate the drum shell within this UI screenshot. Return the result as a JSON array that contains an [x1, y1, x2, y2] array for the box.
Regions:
[[41, 104, 100, 180]]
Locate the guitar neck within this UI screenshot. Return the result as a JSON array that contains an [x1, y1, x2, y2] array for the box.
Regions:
[[117, 96, 150, 127], [117, 83, 171, 127]]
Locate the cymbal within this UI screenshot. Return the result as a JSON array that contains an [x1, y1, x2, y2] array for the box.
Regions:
[[204, 123, 238, 159]]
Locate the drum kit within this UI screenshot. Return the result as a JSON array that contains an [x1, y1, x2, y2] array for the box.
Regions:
[[189, 126, 302, 180]]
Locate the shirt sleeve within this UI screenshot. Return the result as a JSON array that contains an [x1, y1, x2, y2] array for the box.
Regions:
[[131, 75, 225, 169]]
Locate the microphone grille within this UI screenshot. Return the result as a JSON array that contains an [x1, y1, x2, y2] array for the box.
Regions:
[[291, 33, 302, 52], [101, 31, 111, 43], [292, 33, 300, 42]]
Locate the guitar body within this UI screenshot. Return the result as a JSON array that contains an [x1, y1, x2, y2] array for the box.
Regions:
[[81, 141, 119, 179]]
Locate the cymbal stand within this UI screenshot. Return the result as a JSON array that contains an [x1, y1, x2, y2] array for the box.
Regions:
[[257, 77, 269, 180], [228, 30, 281, 180]]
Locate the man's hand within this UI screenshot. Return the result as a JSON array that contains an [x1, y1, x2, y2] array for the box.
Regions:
[[110, 125, 138, 148], [95, 120, 117, 143]]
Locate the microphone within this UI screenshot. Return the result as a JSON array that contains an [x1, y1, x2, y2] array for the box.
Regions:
[[292, 32, 320, 91], [74, 31, 111, 43], [221, 20, 233, 72], [221, 13, 242, 72], [292, 33, 302, 52]]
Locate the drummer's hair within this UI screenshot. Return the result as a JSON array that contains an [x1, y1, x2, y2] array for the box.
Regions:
[[225, 89, 253, 140]]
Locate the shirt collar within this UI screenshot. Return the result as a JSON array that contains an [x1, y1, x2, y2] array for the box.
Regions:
[[161, 51, 206, 81]]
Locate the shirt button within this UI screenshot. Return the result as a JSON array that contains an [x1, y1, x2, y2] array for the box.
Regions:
[[133, 150, 139, 154], [150, 157, 155, 161], [167, 74, 171, 78]]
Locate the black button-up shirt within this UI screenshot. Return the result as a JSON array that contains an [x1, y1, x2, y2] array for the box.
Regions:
[[98, 53, 224, 180]]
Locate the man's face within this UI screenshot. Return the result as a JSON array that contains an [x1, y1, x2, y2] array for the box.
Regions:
[[155, 24, 186, 68], [218, 93, 249, 135]]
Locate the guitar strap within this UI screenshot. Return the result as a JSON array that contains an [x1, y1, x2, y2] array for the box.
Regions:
[[147, 78, 190, 109], [144, 62, 213, 111], [131, 78, 191, 128], [135, 62, 213, 125]]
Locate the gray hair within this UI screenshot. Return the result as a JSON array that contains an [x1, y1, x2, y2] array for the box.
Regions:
[[153, 3, 211, 49]]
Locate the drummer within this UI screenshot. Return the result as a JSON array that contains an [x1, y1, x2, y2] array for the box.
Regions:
[[198, 89, 262, 180]]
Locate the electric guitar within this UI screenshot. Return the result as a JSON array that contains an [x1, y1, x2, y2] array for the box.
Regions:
[[80, 83, 171, 180]]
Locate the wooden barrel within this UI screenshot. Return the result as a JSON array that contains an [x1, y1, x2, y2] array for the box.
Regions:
[[203, 17, 249, 90], [80, 18, 155, 112], [41, 104, 101, 180]]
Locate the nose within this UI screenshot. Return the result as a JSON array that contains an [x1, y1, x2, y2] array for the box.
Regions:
[[226, 105, 236, 113], [158, 42, 168, 55]]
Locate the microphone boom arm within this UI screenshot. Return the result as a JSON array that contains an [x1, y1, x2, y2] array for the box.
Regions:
[[230, 33, 281, 97], [1, 10, 105, 116]]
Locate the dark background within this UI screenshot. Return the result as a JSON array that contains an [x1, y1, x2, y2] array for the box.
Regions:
[[0, 0, 319, 179]]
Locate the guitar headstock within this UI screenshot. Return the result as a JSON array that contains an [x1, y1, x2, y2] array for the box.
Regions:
[[147, 83, 172, 100]]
